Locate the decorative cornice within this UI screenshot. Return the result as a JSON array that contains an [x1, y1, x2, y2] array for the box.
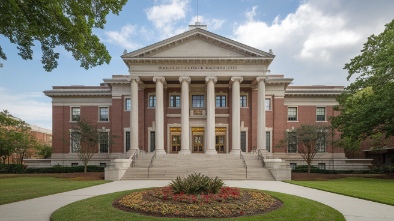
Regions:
[[44, 89, 112, 97]]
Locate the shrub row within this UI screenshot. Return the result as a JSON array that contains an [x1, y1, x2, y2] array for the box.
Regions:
[[0, 164, 104, 174], [292, 165, 394, 174]]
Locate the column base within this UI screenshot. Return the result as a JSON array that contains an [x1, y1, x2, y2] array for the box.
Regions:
[[205, 149, 217, 154], [155, 149, 167, 155], [178, 149, 191, 154], [230, 149, 242, 154]]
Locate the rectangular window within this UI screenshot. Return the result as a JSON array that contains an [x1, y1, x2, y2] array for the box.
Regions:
[[266, 131, 271, 152], [290, 163, 297, 170], [99, 107, 109, 121], [125, 131, 130, 152], [288, 107, 297, 121], [287, 132, 297, 153], [99, 132, 109, 153], [170, 95, 180, 107], [71, 163, 78, 167], [71, 107, 80, 121], [265, 98, 271, 110], [318, 163, 326, 170], [192, 95, 204, 108], [316, 107, 326, 121], [240, 95, 247, 107], [149, 95, 156, 107], [125, 98, 131, 111], [215, 95, 226, 107], [70, 131, 80, 153], [317, 132, 326, 152]]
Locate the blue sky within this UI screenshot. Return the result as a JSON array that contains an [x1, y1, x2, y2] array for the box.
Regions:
[[1, 0, 394, 130]]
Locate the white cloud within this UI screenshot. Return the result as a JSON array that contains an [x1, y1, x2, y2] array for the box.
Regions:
[[105, 25, 142, 50], [231, 1, 394, 86], [0, 87, 52, 130], [145, 0, 190, 38]]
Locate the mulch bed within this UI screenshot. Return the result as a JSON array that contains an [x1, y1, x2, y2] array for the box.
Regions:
[[113, 188, 283, 219]]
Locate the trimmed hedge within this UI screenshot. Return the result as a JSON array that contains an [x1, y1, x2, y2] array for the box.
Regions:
[[0, 164, 104, 174], [292, 165, 394, 174]]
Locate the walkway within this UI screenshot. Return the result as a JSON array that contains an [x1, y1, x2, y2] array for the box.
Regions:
[[0, 180, 393, 221]]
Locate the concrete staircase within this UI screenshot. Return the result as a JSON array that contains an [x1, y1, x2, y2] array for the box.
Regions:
[[121, 153, 275, 180]]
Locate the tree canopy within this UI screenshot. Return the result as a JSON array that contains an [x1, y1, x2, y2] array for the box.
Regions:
[[332, 19, 394, 141], [0, 0, 127, 71]]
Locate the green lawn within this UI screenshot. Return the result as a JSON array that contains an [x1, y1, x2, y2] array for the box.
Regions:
[[288, 177, 394, 205], [51, 189, 345, 221], [0, 177, 109, 205]]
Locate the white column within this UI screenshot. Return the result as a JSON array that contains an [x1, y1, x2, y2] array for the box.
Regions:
[[205, 76, 217, 154], [179, 76, 191, 154], [153, 76, 166, 154], [256, 77, 266, 150], [129, 76, 139, 151], [230, 77, 243, 154]]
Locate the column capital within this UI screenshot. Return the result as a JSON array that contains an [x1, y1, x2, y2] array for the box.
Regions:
[[128, 76, 140, 82], [153, 76, 166, 83], [205, 76, 217, 84], [230, 76, 243, 84], [255, 76, 266, 82], [179, 76, 191, 84]]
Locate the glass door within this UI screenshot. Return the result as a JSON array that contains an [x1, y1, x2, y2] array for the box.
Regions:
[[171, 135, 181, 153], [216, 135, 225, 153], [193, 135, 204, 153]]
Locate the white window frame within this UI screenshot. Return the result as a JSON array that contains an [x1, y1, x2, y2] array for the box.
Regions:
[[316, 107, 326, 122], [215, 93, 227, 108], [169, 94, 181, 108], [98, 129, 110, 153], [240, 94, 248, 108], [148, 93, 156, 108], [124, 97, 131, 111], [70, 106, 80, 122], [191, 94, 205, 108], [265, 98, 271, 111], [287, 107, 298, 122], [266, 128, 273, 152], [69, 129, 80, 153], [98, 106, 109, 122], [287, 131, 297, 153]]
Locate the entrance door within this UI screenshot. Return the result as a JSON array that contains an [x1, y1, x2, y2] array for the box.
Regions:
[[216, 135, 225, 153], [171, 135, 181, 153], [193, 135, 204, 153], [241, 131, 246, 152], [150, 131, 155, 152]]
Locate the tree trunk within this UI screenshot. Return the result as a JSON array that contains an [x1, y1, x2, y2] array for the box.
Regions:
[[84, 162, 88, 173], [307, 162, 311, 173]]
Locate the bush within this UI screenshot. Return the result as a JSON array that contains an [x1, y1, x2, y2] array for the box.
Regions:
[[170, 173, 224, 194], [0, 165, 104, 174], [292, 165, 377, 174], [0, 164, 25, 173]]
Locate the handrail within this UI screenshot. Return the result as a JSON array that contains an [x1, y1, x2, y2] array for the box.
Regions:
[[240, 151, 248, 179], [130, 149, 139, 167], [258, 149, 266, 167], [147, 150, 156, 178]]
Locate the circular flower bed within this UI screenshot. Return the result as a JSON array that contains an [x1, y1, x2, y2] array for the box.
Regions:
[[113, 186, 283, 218]]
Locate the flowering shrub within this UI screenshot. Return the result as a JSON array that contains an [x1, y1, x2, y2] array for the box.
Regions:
[[170, 173, 224, 194], [115, 187, 280, 218]]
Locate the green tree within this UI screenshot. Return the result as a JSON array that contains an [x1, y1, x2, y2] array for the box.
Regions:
[[277, 124, 332, 173], [332, 19, 394, 141], [36, 144, 52, 159], [70, 120, 111, 173], [0, 0, 127, 71], [336, 137, 361, 159], [0, 110, 20, 164]]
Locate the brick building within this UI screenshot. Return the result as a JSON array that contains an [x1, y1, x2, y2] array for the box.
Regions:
[[45, 25, 358, 170]]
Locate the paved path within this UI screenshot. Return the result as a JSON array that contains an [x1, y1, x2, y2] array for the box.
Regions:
[[0, 180, 393, 221]]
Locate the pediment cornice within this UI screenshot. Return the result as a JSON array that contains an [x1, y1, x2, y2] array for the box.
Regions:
[[122, 28, 275, 60]]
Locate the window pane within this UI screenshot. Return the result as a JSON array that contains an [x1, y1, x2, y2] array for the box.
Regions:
[[99, 132, 109, 153], [316, 107, 326, 121], [215, 95, 226, 107], [288, 132, 297, 153], [71, 107, 80, 121], [170, 95, 180, 107], [240, 95, 247, 107], [71, 132, 80, 153], [265, 99, 271, 110], [125, 99, 131, 111], [192, 95, 204, 108], [149, 95, 156, 107], [317, 132, 326, 152], [99, 107, 109, 121], [288, 107, 297, 121]]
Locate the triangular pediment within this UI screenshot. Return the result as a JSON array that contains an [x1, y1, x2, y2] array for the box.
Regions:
[[122, 28, 274, 59]]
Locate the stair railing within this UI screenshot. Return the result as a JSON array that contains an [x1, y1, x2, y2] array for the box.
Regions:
[[147, 150, 156, 178], [130, 149, 140, 167], [258, 149, 266, 167], [240, 151, 248, 179]]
